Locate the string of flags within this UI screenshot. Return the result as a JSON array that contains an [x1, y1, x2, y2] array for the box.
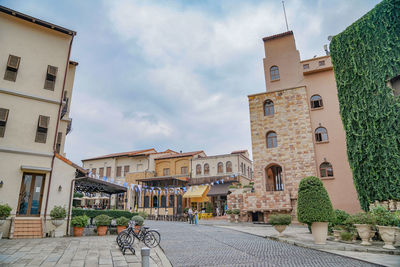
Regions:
[[87, 170, 226, 195]]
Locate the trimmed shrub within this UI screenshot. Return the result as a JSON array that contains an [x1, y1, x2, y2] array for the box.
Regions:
[[243, 185, 253, 189], [116, 216, 130, 227], [269, 214, 292, 226], [94, 214, 112, 226], [351, 212, 375, 225], [226, 209, 232, 215], [72, 208, 137, 219], [138, 211, 148, 219], [232, 209, 240, 215], [73, 192, 84, 198], [132, 215, 144, 226], [340, 231, 354, 241], [371, 205, 399, 226], [329, 209, 350, 233], [0, 204, 12, 219], [50, 206, 67, 219], [71, 215, 89, 227], [297, 176, 334, 224]]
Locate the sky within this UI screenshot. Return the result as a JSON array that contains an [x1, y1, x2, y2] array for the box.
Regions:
[[2, 0, 381, 164]]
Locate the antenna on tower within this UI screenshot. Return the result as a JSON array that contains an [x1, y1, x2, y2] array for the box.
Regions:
[[282, 1, 289, 31]]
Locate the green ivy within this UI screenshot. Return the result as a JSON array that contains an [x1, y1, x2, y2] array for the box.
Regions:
[[330, 0, 400, 210]]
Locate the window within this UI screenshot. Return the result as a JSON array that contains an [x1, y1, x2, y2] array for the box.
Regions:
[[226, 161, 232, 173], [169, 195, 175, 207], [144, 196, 149, 208], [315, 127, 328, 142], [152, 196, 158, 208], [247, 167, 250, 177], [204, 164, 210, 175], [163, 168, 170, 176], [270, 66, 280, 81], [303, 64, 310, 69], [265, 165, 284, 191], [44, 65, 58, 90], [116, 166, 122, 177], [320, 162, 334, 177], [106, 167, 111, 177], [266, 131, 278, 148], [55, 132, 62, 153], [310, 95, 323, 109], [0, 108, 9, 138], [35, 115, 50, 143], [92, 168, 96, 175], [264, 100, 274, 116], [318, 60, 325, 66], [124, 165, 130, 176], [181, 166, 188, 174], [196, 164, 202, 175], [241, 163, 244, 174], [161, 195, 167, 208], [217, 162, 223, 174], [389, 75, 400, 97], [4, 55, 20, 82], [99, 167, 104, 177]]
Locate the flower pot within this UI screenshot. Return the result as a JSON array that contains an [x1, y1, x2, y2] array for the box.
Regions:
[[97, 226, 107, 236], [369, 230, 376, 242], [311, 222, 328, 245], [389, 200, 396, 211], [377, 225, 397, 250], [51, 219, 64, 227], [394, 228, 400, 247], [134, 225, 141, 234], [226, 214, 231, 222], [397, 201, 400, 211], [0, 219, 5, 226], [333, 230, 342, 241], [117, 226, 126, 234], [73, 227, 84, 237], [273, 225, 287, 237], [354, 224, 371, 246], [234, 214, 239, 223]]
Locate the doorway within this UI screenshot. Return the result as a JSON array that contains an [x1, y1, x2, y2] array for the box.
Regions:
[[17, 173, 45, 216]]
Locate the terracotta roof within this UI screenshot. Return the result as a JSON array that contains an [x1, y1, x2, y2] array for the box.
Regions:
[[231, 150, 248, 154], [262, 31, 293, 42], [81, 148, 157, 161], [55, 153, 87, 174], [0, 5, 76, 36], [155, 151, 204, 160]]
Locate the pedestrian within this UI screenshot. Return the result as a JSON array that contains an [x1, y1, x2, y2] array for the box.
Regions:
[[188, 207, 194, 224], [216, 206, 220, 216], [194, 209, 199, 225]]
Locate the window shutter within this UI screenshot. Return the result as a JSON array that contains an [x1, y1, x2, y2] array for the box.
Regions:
[[7, 55, 20, 69], [47, 65, 58, 76], [35, 132, 47, 143], [0, 108, 9, 122], [38, 115, 50, 128], [4, 70, 17, 82]]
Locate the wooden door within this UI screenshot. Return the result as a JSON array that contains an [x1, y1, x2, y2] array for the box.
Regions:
[[17, 173, 45, 216]]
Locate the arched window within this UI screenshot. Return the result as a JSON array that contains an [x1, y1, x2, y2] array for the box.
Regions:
[[270, 66, 280, 81], [266, 131, 278, 148], [240, 163, 244, 174], [264, 100, 274, 116], [311, 95, 323, 109], [315, 127, 328, 142], [226, 161, 232, 173], [217, 162, 223, 173], [204, 163, 210, 175], [247, 166, 250, 177], [152, 196, 158, 208], [196, 164, 202, 175], [265, 165, 283, 191], [161, 195, 166, 208], [169, 195, 175, 207], [320, 162, 334, 177]]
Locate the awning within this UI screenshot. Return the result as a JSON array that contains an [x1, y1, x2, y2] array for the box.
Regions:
[[74, 177, 127, 194], [183, 185, 209, 202], [207, 183, 231, 196]]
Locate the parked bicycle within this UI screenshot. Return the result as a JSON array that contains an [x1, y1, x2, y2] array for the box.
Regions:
[[116, 220, 161, 250]]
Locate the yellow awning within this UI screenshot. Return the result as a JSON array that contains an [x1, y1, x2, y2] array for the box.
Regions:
[[183, 185, 209, 200]]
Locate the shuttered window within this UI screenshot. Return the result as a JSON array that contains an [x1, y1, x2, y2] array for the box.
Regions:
[[99, 167, 104, 177], [4, 55, 20, 82], [55, 132, 62, 153], [116, 166, 122, 177], [0, 108, 9, 138], [35, 115, 50, 143], [124, 165, 130, 176], [106, 167, 111, 177], [44, 65, 58, 90]]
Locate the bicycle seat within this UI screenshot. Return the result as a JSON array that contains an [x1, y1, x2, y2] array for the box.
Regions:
[[142, 226, 149, 229]]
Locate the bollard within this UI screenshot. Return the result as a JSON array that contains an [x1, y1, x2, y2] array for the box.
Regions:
[[141, 247, 150, 267]]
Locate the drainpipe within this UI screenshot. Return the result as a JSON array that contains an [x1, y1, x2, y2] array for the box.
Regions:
[[66, 176, 85, 236], [44, 36, 74, 223]]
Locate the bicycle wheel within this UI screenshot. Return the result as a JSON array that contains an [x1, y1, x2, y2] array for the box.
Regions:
[[117, 231, 134, 247], [143, 230, 161, 248]]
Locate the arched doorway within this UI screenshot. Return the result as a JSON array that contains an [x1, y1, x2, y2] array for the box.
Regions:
[[265, 165, 284, 191]]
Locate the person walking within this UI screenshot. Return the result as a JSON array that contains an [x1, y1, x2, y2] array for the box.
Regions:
[[194, 209, 199, 225], [188, 207, 194, 224], [216, 206, 220, 217]]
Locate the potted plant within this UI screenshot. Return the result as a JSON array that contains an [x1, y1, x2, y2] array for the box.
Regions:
[[351, 212, 375, 245], [297, 176, 334, 245], [132, 215, 144, 233], [71, 215, 89, 237], [226, 209, 232, 222], [50, 206, 67, 227], [116, 217, 129, 234], [340, 231, 356, 243], [0, 204, 12, 225], [371, 205, 400, 249], [269, 214, 291, 237], [332, 225, 344, 241], [94, 214, 111, 236], [233, 209, 240, 223]]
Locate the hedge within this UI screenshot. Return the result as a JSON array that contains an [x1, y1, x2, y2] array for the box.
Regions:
[[330, 0, 400, 210], [297, 176, 334, 224], [72, 208, 138, 219]]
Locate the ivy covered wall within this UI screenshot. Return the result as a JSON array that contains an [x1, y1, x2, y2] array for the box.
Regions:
[[330, 0, 400, 210]]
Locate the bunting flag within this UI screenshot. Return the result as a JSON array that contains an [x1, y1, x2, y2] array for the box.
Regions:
[[103, 177, 107, 181], [216, 180, 219, 184], [110, 178, 114, 183], [123, 182, 128, 187]]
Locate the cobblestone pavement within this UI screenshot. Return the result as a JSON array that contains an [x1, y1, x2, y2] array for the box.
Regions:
[[0, 235, 166, 267], [146, 221, 380, 267]]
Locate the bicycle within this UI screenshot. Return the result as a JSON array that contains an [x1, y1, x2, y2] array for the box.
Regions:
[[116, 221, 161, 254]]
